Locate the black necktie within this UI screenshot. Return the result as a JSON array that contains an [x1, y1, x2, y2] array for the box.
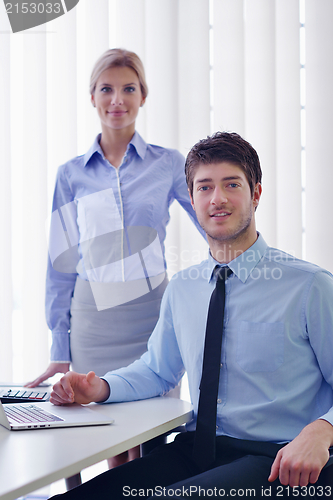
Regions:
[[192, 266, 233, 470]]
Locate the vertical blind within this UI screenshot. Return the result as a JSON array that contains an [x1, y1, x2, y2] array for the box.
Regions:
[[0, 0, 332, 382]]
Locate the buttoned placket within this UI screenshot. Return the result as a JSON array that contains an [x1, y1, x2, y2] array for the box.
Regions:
[[101, 149, 129, 282]]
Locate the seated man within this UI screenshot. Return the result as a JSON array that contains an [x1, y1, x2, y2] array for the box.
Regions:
[[49, 132, 333, 499]]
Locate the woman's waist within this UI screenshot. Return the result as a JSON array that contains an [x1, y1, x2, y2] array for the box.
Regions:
[[77, 224, 167, 282], [77, 259, 167, 283], [74, 272, 168, 309]]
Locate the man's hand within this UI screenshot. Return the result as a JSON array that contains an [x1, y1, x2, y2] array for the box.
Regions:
[[25, 362, 70, 388], [269, 419, 333, 487], [50, 371, 110, 405]]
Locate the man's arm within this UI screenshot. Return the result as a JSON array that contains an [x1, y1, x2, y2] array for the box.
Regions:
[[269, 419, 333, 487], [50, 371, 110, 405], [50, 280, 185, 406], [269, 271, 333, 487]]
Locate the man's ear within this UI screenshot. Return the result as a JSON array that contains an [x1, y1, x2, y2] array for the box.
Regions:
[[188, 188, 195, 210], [253, 183, 262, 210]]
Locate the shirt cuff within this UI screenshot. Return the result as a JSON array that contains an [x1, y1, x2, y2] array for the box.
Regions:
[[50, 331, 71, 363], [100, 374, 126, 404], [318, 411, 333, 427]]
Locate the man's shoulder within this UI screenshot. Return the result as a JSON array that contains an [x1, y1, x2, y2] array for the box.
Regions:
[[168, 260, 210, 286], [263, 246, 332, 278]]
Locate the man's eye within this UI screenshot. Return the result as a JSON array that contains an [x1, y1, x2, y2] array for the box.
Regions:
[[199, 186, 210, 191], [228, 183, 238, 188]]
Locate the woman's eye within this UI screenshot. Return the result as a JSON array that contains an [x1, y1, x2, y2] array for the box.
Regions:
[[101, 87, 112, 93], [124, 86, 136, 92]]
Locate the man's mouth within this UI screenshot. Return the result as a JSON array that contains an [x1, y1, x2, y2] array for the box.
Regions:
[[210, 212, 230, 218]]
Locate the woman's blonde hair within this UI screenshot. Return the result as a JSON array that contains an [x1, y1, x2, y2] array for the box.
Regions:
[[90, 48, 148, 99]]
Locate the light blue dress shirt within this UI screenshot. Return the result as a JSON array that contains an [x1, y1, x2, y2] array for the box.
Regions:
[[103, 234, 333, 443], [46, 132, 204, 362]]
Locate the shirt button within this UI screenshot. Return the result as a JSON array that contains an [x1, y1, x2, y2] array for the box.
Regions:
[[220, 363, 223, 367], [217, 399, 222, 404], [216, 425, 219, 430]]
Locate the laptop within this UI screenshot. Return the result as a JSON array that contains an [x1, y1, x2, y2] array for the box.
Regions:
[[0, 400, 114, 430]]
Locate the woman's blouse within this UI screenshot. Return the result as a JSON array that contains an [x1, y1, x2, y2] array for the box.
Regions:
[[46, 132, 205, 362]]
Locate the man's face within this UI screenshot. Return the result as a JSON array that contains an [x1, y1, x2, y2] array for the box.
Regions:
[[189, 162, 261, 254]]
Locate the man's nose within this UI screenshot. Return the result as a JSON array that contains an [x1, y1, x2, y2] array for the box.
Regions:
[[211, 187, 228, 205]]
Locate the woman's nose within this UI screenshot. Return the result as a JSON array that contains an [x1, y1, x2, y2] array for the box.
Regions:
[[111, 91, 123, 105]]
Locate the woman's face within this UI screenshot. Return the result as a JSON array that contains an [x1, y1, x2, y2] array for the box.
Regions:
[[91, 66, 144, 135]]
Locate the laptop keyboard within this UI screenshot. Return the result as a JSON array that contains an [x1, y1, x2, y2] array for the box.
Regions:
[[0, 389, 50, 404], [4, 404, 64, 424]]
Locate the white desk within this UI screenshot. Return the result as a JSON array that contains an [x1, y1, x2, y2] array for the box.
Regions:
[[0, 397, 193, 500]]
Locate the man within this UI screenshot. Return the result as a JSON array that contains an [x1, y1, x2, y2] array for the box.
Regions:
[[50, 132, 333, 499]]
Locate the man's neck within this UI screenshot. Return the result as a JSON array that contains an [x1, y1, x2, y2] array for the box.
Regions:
[[209, 231, 259, 264]]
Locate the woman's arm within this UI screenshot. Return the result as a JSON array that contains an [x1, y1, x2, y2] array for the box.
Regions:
[[170, 149, 206, 239]]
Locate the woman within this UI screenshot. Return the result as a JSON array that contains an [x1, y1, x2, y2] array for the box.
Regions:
[[26, 48, 204, 464]]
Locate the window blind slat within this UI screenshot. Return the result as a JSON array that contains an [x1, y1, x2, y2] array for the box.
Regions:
[[178, 0, 211, 157], [145, 0, 178, 148], [244, 0, 277, 247], [213, 0, 245, 135], [0, 9, 13, 381], [305, 0, 333, 272], [47, 8, 77, 194], [21, 29, 49, 381], [275, 0, 302, 258]]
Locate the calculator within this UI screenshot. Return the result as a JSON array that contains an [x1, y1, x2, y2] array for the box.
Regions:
[[0, 387, 50, 404]]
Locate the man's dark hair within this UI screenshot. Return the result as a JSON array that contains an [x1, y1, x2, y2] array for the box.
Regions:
[[185, 131, 262, 197]]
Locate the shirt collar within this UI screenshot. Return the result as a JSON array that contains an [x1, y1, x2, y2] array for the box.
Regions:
[[83, 134, 103, 166], [129, 131, 147, 160], [207, 233, 268, 284], [83, 131, 147, 167]]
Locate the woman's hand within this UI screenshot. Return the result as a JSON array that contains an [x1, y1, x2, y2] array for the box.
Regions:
[[25, 362, 70, 388], [50, 371, 110, 405]]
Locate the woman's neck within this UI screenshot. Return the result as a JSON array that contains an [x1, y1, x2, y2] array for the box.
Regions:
[[100, 127, 135, 168]]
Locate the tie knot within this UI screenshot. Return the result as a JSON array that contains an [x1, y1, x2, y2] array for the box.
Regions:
[[215, 266, 232, 282]]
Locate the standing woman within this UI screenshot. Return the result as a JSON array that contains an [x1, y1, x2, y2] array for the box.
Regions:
[[26, 49, 204, 464]]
